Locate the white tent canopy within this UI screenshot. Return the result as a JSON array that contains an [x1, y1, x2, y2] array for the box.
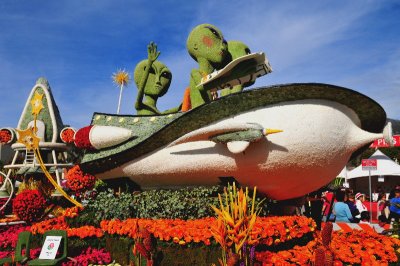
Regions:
[[337, 166, 349, 179], [347, 149, 400, 179]]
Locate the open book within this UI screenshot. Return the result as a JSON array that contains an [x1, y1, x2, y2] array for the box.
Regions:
[[198, 52, 272, 90]]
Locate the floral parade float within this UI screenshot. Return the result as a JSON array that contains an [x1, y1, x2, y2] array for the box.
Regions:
[[0, 23, 399, 265]]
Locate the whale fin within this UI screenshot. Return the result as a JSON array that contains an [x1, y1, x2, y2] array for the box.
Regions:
[[209, 128, 264, 143], [227, 141, 250, 154], [383, 122, 394, 147], [167, 122, 263, 147]]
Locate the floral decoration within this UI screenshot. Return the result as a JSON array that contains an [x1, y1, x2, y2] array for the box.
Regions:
[[0, 224, 31, 249], [255, 228, 400, 265], [2, 213, 400, 265], [12, 189, 47, 223], [31, 215, 103, 239], [210, 183, 262, 266], [73, 125, 93, 149], [61, 247, 111, 266], [0, 129, 13, 144], [100, 216, 315, 247], [0, 250, 13, 259], [68, 225, 104, 239], [60, 127, 76, 144], [65, 165, 96, 193], [30, 216, 68, 235], [63, 206, 82, 218], [331, 230, 400, 264]]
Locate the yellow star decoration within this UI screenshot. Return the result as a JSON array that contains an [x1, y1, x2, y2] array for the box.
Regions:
[[16, 127, 40, 151], [30, 92, 44, 116]]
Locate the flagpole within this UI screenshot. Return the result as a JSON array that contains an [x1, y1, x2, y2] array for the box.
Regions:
[[369, 169, 372, 223]]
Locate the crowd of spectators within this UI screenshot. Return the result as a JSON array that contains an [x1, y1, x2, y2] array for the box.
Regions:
[[302, 185, 400, 229]]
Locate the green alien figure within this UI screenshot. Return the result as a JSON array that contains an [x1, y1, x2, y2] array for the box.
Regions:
[[134, 42, 179, 115], [187, 24, 257, 108], [186, 24, 229, 109], [220, 41, 255, 97]]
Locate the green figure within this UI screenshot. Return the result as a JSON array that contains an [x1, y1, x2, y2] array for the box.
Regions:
[[186, 24, 228, 109], [220, 41, 255, 97], [134, 42, 178, 115]]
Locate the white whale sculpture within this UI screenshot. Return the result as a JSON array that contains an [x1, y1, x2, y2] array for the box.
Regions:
[[78, 84, 390, 200]]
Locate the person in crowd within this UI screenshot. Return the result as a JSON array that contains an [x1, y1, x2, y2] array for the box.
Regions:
[[355, 193, 368, 215], [333, 190, 353, 223], [389, 185, 400, 200], [377, 193, 389, 220], [374, 215, 390, 234], [378, 214, 389, 228], [389, 189, 400, 222], [359, 211, 370, 224], [345, 193, 360, 223], [304, 190, 324, 230]]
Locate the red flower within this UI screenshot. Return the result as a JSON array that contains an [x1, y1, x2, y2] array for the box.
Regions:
[[65, 165, 96, 193], [0, 224, 31, 249], [0, 129, 13, 144], [74, 126, 93, 149], [60, 127, 76, 144], [61, 247, 111, 266], [12, 190, 47, 224]]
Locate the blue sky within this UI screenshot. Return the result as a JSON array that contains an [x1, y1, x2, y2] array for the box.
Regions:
[[0, 0, 399, 129]]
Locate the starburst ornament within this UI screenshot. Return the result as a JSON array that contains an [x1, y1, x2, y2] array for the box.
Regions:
[[112, 70, 130, 87], [16, 127, 40, 151], [30, 92, 44, 116], [112, 69, 130, 114]]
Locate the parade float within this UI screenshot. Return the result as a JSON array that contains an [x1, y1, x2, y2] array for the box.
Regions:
[[0, 23, 399, 265]]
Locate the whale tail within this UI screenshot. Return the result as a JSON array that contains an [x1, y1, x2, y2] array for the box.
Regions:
[[383, 122, 394, 147]]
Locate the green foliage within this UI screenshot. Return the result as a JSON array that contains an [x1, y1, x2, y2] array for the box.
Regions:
[[105, 236, 133, 266], [70, 189, 135, 226], [67, 185, 269, 225], [132, 186, 220, 220], [94, 179, 108, 192], [132, 185, 269, 219], [326, 177, 344, 190], [155, 245, 220, 266], [91, 189, 135, 220]]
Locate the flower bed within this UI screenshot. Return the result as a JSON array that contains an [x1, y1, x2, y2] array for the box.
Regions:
[[2, 213, 400, 265], [0, 224, 31, 249], [256, 227, 400, 265], [61, 247, 111, 266]]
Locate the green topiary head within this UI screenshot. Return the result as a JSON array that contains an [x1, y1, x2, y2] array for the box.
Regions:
[[134, 60, 172, 98], [186, 23, 228, 66], [227, 40, 251, 59], [217, 40, 252, 70]]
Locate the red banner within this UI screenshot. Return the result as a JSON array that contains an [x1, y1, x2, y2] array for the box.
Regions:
[[362, 159, 377, 171], [369, 135, 400, 148]]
